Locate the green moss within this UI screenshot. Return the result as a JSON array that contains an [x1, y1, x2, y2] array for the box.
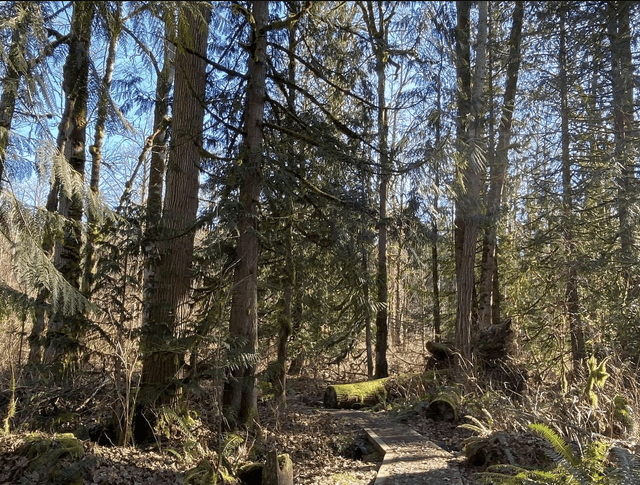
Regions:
[[16, 432, 90, 485], [584, 356, 610, 409], [332, 378, 388, 402], [183, 456, 236, 485], [614, 395, 634, 431]]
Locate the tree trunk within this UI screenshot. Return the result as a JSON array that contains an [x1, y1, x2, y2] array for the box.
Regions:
[[559, 9, 585, 369], [608, 1, 636, 287], [224, 0, 268, 426], [145, 8, 176, 227], [83, 1, 122, 298], [393, 202, 403, 348], [478, 1, 524, 330], [262, 451, 293, 485], [432, 63, 443, 343], [0, 2, 31, 190], [454, 1, 487, 363], [136, 3, 210, 441], [42, 1, 95, 372], [359, 0, 391, 379]]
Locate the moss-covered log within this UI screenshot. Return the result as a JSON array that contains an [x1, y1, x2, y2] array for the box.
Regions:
[[323, 378, 388, 409]]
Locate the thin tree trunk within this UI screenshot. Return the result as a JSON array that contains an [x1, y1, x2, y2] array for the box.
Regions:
[[393, 224, 403, 348], [0, 2, 31, 189], [43, 1, 95, 372], [83, 1, 122, 298], [432, 63, 443, 343], [359, 0, 392, 379], [146, 8, 176, 228], [224, 0, 268, 425], [559, 9, 585, 370], [478, 1, 524, 330], [137, 3, 210, 440]]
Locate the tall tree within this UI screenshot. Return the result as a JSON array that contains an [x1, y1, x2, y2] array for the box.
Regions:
[[608, 1, 636, 288], [359, 0, 393, 379], [83, 1, 123, 298], [136, 2, 210, 440], [558, 6, 586, 369], [454, 0, 488, 363], [42, 1, 95, 371], [224, 0, 269, 425], [478, 1, 524, 329]]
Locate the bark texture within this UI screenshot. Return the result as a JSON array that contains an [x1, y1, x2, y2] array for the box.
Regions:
[[224, 0, 268, 425], [608, 1, 636, 284], [559, 10, 585, 369], [454, 1, 488, 363], [136, 3, 210, 439], [478, 1, 524, 330], [43, 1, 95, 371], [0, 2, 31, 189]]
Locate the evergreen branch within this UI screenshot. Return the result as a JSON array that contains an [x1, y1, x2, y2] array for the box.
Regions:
[[261, 2, 311, 33]]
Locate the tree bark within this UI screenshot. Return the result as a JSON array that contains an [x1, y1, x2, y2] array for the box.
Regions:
[[454, 1, 487, 363], [83, 1, 122, 298], [359, 0, 392, 379], [478, 1, 524, 330], [0, 2, 32, 190], [559, 8, 585, 369], [608, 1, 636, 286], [224, 0, 268, 426], [42, 1, 95, 372], [136, 3, 210, 439]]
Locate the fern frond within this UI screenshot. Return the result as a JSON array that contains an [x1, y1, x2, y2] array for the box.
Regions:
[[459, 414, 490, 436], [609, 446, 640, 485], [528, 423, 580, 467]]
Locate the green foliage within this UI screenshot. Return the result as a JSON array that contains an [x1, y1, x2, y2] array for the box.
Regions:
[[585, 356, 610, 408], [613, 395, 634, 433], [156, 406, 207, 461], [528, 423, 581, 468], [183, 455, 235, 485], [477, 423, 640, 485], [1, 365, 16, 435]]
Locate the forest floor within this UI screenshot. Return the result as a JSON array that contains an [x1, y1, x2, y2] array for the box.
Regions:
[[1, 341, 639, 484], [0, 373, 553, 485]]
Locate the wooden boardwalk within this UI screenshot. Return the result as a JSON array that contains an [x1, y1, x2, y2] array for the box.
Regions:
[[323, 409, 464, 485]]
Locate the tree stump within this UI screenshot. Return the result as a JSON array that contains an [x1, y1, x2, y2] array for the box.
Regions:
[[262, 451, 293, 485], [475, 318, 528, 398], [425, 341, 454, 369]]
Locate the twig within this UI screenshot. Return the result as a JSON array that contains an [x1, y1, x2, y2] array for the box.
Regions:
[[74, 378, 109, 413]]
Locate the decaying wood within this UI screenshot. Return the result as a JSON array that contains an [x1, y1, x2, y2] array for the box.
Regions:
[[425, 341, 454, 369], [474, 318, 528, 397], [419, 389, 459, 422], [323, 378, 388, 409], [262, 451, 293, 485]]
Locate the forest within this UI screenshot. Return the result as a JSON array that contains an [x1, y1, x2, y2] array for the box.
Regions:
[[0, 0, 639, 484]]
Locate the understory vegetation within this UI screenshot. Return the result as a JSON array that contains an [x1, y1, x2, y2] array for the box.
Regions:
[[1, 0, 640, 483]]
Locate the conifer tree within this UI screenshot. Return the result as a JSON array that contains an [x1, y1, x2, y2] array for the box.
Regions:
[[136, 2, 210, 440], [42, 1, 95, 372], [454, 0, 488, 362]]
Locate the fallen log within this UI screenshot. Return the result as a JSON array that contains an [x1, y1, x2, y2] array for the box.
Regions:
[[323, 378, 388, 409]]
